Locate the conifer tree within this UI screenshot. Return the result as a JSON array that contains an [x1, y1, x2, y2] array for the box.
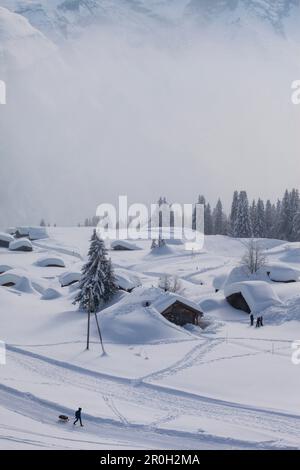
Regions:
[[74, 230, 117, 312], [234, 191, 252, 238]]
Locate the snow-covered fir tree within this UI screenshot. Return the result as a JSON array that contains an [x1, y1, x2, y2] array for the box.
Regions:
[[292, 211, 300, 241], [234, 191, 252, 238], [74, 230, 117, 312], [264, 200, 274, 238], [278, 190, 291, 240], [204, 203, 213, 235], [253, 198, 266, 238], [213, 198, 225, 235], [229, 190, 239, 236]]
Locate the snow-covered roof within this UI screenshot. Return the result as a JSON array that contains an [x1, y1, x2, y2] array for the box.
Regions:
[[0, 269, 34, 293], [114, 268, 141, 291], [267, 265, 300, 282], [111, 240, 141, 251], [9, 239, 33, 251], [59, 271, 81, 287], [15, 226, 48, 240], [0, 264, 12, 273], [0, 232, 14, 243], [16, 226, 30, 236], [28, 227, 48, 241], [37, 256, 65, 268], [224, 281, 282, 313], [152, 292, 203, 315]]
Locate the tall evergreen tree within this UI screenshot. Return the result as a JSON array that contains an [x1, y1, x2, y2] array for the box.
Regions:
[[253, 198, 266, 238], [74, 230, 117, 312], [279, 190, 292, 240], [213, 198, 225, 235], [250, 200, 257, 234], [204, 203, 213, 235], [292, 211, 300, 241], [234, 191, 252, 238], [265, 200, 274, 238], [229, 190, 239, 236], [193, 195, 206, 230]]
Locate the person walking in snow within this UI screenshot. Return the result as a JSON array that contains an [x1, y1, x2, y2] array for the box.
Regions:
[[73, 407, 83, 427], [260, 316, 264, 327], [255, 317, 260, 328], [250, 313, 254, 326]]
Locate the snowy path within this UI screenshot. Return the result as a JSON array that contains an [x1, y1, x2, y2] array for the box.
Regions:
[[2, 345, 300, 449]]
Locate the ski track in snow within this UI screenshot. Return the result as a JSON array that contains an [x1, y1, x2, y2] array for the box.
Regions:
[[2, 345, 300, 449]]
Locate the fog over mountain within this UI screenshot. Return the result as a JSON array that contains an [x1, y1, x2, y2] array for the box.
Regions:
[[0, 1, 300, 226]]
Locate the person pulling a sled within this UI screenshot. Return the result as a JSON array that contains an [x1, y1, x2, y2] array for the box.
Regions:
[[73, 407, 83, 427]]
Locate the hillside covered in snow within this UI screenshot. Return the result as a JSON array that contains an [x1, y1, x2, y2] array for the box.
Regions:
[[0, 228, 300, 449]]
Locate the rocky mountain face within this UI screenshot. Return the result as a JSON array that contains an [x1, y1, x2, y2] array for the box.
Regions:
[[1, 0, 299, 43]]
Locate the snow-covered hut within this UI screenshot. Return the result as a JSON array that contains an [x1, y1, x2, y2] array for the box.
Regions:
[[0, 232, 14, 248], [9, 239, 33, 252], [152, 292, 204, 327], [111, 240, 140, 251], [224, 281, 282, 314]]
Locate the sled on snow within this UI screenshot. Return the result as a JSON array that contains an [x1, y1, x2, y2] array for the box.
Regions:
[[58, 415, 69, 422]]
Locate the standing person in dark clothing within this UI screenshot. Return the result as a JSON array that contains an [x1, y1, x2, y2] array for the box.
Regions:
[[260, 316, 264, 327], [73, 407, 83, 427], [250, 313, 254, 326], [255, 317, 260, 328]]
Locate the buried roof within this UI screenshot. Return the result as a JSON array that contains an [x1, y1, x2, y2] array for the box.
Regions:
[[0, 264, 12, 274], [0, 269, 35, 293], [152, 292, 203, 316], [224, 281, 282, 314], [9, 239, 33, 251], [59, 271, 81, 287], [114, 268, 141, 291], [267, 265, 300, 283], [111, 240, 141, 251], [37, 256, 65, 268], [0, 232, 14, 243], [15, 226, 48, 240]]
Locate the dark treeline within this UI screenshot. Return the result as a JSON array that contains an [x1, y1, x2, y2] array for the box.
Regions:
[[192, 189, 300, 241], [82, 189, 300, 242]]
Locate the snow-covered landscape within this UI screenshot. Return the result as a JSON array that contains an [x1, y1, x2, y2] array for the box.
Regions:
[[0, 227, 300, 450]]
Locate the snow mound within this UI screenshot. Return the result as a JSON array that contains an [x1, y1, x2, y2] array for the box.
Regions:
[[59, 271, 81, 287], [5, 227, 16, 235], [100, 287, 195, 344], [41, 288, 61, 300], [36, 256, 65, 268], [114, 268, 141, 292], [0, 264, 12, 274], [267, 264, 300, 283], [9, 238, 33, 252], [27, 227, 48, 241], [15, 226, 48, 240], [111, 240, 141, 251], [224, 281, 282, 314], [262, 295, 300, 324], [0, 232, 14, 247], [0, 269, 35, 293]]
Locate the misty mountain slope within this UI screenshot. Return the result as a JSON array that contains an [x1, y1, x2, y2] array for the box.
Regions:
[[2, 0, 300, 41], [185, 0, 300, 35], [0, 6, 55, 70]]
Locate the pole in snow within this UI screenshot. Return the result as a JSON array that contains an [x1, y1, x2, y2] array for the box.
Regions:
[[94, 312, 106, 356], [86, 309, 91, 350]]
